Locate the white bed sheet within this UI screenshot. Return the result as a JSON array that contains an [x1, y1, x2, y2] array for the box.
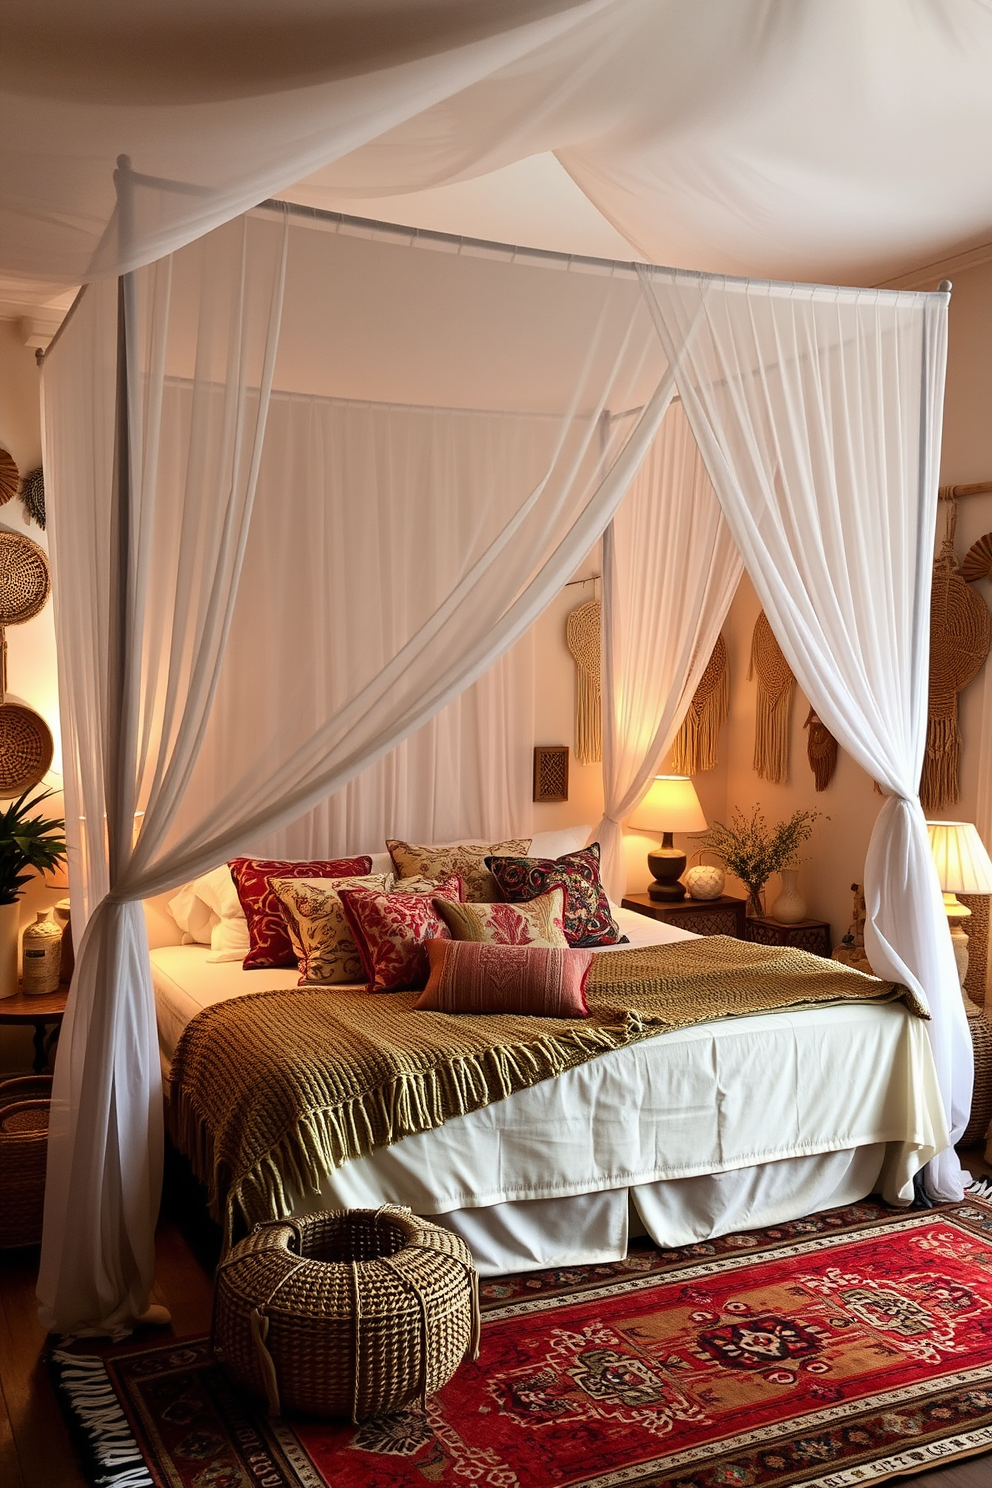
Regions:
[[152, 907, 948, 1272]]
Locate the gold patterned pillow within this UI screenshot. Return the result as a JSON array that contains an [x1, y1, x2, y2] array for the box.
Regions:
[[268, 874, 392, 985], [433, 888, 568, 948], [386, 838, 531, 903]]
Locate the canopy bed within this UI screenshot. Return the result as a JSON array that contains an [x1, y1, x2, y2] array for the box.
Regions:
[[35, 188, 968, 1339]]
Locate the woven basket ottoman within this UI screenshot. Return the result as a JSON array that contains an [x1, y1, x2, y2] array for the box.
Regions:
[[212, 1206, 479, 1420], [0, 1075, 52, 1248]]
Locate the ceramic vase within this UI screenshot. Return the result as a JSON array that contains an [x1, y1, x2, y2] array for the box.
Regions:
[[0, 900, 20, 998], [770, 867, 807, 925]]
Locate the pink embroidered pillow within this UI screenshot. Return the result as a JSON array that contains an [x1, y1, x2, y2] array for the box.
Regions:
[[414, 940, 593, 1018], [338, 875, 463, 993], [433, 888, 568, 947], [230, 855, 372, 969]]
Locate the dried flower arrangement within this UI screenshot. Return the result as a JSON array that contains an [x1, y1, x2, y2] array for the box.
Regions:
[[693, 805, 819, 918]]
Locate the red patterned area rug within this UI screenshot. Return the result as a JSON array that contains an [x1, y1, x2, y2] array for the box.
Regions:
[[52, 1198, 992, 1488]]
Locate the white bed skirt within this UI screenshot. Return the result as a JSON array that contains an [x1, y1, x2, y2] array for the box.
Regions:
[[416, 1145, 893, 1275]]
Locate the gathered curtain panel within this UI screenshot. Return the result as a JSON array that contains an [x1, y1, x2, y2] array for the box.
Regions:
[[594, 399, 742, 901], [633, 268, 967, 1201], [38, 207, 676, 1336]]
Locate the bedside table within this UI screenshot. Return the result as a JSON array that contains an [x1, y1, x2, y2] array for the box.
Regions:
[[0, 987, 69, 1074], [744, 917, 831, 957], [621, 894, 747, 939]]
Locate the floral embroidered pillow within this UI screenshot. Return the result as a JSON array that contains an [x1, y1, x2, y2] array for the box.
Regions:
[[229, 855, 373, 969], [385, 838, 531, 903], [433, 888, 568, 948], [268, 874, 392, 985], [414, 940, 593, 1018], [337, 875, 463, 993], [485, 842, 625, 949]]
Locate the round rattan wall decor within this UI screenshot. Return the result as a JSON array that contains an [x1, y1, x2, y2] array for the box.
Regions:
[[962, 532, 992, 585], [0, 702, 53, 798], [0, 450, 18, 508], [0, 529, 51, 626]]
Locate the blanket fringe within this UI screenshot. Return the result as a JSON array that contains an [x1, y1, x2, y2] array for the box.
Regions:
[[169, 1015, 646, 1250]]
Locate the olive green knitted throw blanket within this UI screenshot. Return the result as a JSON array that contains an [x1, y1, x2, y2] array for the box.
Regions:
[[167, 937, 925, 1246]]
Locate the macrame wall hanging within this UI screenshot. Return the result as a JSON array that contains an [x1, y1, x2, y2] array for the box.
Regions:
[[803, 708, 838, 791], [566, 597, 602, 765], [671, 633, 729, 775], [748, 610, 795, 784], [921, 501, 991, 814]]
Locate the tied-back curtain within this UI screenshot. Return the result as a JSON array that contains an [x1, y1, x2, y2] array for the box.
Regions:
[[638, 269, 966, 1199], [595, 399, 742, 901], [39, 208, 676, 1336]]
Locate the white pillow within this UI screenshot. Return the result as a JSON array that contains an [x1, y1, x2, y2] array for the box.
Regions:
[[167, 883, 217, 946], [529, 826, 594, 860], [169, 864, 250, 963]]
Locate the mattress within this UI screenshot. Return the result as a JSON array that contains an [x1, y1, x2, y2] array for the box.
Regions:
[[152, 907, 948, 1272]]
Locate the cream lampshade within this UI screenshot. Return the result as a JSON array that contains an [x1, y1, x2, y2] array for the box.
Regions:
[[927, 820, 992, 989], [629, 775, 707, 902]]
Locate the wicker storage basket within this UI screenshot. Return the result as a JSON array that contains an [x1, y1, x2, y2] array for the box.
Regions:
[[0, 1075, 52, 1248], [212, 1206, 479, 1421]]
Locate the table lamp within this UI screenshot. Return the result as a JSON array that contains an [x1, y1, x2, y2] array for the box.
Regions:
[[927, 820, 992, 989], [629, 775, 707, 902]]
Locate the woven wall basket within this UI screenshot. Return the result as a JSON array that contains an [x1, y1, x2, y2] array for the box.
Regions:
[[0, 528, 51, 626], [0, 701, 54, 797], [212, 1206, 480, 1421]]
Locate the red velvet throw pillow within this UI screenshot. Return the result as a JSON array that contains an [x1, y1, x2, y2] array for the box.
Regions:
[[485, 842, 625, 949], [414, 939, 593, 1018], [230, 856, 372, 969], [337, 875, 463, 993]]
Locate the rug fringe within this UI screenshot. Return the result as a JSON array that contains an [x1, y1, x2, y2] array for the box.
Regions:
[[50, 1350, 154, 1487], [966, 1175, 992, 1201]]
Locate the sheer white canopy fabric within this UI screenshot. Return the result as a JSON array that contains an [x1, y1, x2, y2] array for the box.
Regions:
[[6, 0, 992, 304], [37, 200, 955, 1336], [594, 401, 742, 901], [38, 207, 675, 1336], [635, 269, 969, 1200]]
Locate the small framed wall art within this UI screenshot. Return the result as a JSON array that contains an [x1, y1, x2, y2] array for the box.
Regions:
[[533, 746, 569, 803]]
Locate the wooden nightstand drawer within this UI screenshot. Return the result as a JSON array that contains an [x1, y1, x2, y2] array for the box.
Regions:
[[621, 894, 747, 939]]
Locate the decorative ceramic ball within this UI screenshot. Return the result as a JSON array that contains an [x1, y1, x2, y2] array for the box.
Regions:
[[684, 864, 725, 900]]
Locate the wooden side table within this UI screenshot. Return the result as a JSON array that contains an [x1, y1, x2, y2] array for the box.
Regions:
[[621, 894, 747, 939], [0, 988, 69, 1074], [744, 917, 831, 958]]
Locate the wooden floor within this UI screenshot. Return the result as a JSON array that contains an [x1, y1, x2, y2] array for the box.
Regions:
[[3, 1154, 991, 1488]]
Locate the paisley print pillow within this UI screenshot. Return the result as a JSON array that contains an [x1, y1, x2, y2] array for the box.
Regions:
[[414, 939, 593, 1018], [268, 874, 393, 985], [386, 838, 531, 903], [230, 855, 373, 969], [433, 888, 568, 948], [337, 874, 463, 993], [485, 842, 625, 949]]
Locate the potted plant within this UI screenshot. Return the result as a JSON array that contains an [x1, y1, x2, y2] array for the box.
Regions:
[[0, 786, 68, 997], [692, 806, 819, 919]]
